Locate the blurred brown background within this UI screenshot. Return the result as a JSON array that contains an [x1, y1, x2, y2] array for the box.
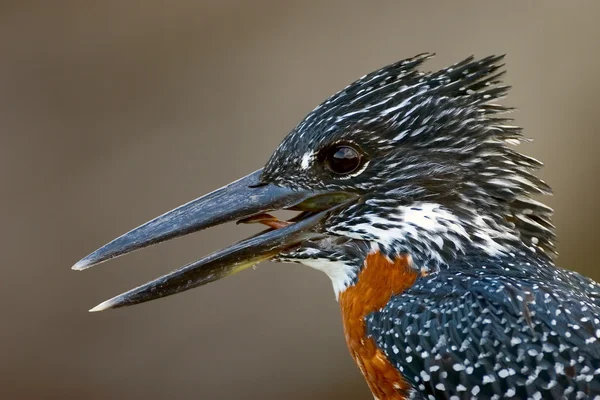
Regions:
[[2, 1, 599, 399]]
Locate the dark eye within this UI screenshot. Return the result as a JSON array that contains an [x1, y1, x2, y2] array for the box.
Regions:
[[324, 145, 363, 175]]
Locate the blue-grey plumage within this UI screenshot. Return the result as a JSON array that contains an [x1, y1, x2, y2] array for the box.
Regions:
[[368, 252, 600, 399]]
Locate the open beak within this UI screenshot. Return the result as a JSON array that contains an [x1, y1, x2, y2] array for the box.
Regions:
[[73, 169, 354, 312]]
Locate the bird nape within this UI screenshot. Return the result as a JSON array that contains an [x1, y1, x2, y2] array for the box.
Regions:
[[73, 54, 600, 399]]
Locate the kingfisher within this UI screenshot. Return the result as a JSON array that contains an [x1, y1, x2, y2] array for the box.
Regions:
[[73, 54, 600, 399]]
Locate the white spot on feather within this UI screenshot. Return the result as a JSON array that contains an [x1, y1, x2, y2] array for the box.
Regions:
[[300, 151, 314, 170]]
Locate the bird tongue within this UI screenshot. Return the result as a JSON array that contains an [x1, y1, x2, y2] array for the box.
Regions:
[[238, 213, 292, 229]]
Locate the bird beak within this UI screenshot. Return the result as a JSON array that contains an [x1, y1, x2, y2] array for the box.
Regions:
[[73, 169, 354, 312]]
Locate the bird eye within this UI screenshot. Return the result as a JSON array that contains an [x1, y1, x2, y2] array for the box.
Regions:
[[324, 145, 363, 175]]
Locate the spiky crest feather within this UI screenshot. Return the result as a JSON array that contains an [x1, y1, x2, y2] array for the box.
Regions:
[[266, 54, 555, 267]]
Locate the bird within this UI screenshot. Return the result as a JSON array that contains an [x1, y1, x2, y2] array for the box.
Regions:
[[73, 53, 600, 399]]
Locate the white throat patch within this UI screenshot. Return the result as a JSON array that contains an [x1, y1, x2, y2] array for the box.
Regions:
[[300, 258, 357, 299]]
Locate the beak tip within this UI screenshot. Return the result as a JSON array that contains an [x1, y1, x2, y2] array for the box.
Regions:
[[72, 258, 92, 271], [73, 251, 109, 271], [89, 298, 115, 312]]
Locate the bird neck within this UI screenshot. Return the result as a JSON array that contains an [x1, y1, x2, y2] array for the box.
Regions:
[[364, 201, 554, 271]]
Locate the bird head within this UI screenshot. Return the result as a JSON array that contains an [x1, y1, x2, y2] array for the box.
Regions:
[[73, 54, 556, 310]]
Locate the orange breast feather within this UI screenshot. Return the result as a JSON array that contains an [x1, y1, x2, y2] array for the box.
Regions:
[[339, 252, 418, 400]]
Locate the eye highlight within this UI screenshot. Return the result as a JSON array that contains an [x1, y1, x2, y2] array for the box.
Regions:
[[324, 144, 363, 175]]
